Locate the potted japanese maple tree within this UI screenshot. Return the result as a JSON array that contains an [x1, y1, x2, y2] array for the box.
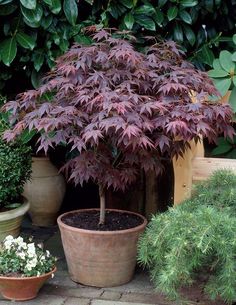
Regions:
[[3, 28, 234, 287]]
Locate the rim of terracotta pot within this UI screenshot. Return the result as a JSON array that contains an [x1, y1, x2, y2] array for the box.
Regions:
[[0, 200, 30, 221], [57, 209, 147, 235], [0, 266, 57, 280]]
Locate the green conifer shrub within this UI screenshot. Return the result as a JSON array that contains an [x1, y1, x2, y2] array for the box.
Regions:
[[192, 169, 236, 214], [138, 169, 236, 304]]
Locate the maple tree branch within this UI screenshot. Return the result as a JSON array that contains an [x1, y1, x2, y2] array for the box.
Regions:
[[112, 150, 123, 168]]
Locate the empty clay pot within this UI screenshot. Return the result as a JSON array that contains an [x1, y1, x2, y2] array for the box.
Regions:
[[24, 157, 66, 226]]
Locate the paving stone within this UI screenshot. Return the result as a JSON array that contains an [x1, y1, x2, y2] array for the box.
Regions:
[[91, 300, 155, 305], [47, 271, 78, 288], [0, 294, 66, 305], [99, 290, 122, 301], [64, 297, 91, 305], [105, 269, 154, 294], [44, 231, 65, 259], [120, 292, 173, 305], [43, 284, 103, 299]]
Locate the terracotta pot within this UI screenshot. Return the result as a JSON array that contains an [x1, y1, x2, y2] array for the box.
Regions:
[[57, 209, 147, 287], [24, 157, 66, 226], [0, 200, 30, 242], [0, 267, 56, 301]]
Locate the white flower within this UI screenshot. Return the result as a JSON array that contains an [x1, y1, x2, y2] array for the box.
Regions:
[[27, 243, 36, 257], [25, 263, 32, 271], [51, 273, 54, 278], [27, 243, 35, 250], [15, 236, 24, 244], [4, 241, 12, 250], [4, 235, 14, 242], [16, 251, 26, 259], [3, 235, 14, 250], [25, 257, 37, 271], [1, 235, 55, 277], [15, 237, 27, 250], [30, 257, 38, 267]]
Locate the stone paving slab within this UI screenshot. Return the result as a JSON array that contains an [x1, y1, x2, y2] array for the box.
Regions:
[[63, 296, 91, 305], [44, 231, 65, 259], [91, 300, 157, 305], [43, 284, 103, 299], [47, 271, 78, 288], [0, 294, 66, 305], [120, 292, 173, 305], [100, 290, 122, 301]]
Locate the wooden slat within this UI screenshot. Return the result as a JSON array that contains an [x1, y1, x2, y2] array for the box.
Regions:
[[145, 171, 159, 218], [192, 157, 236, 182], [173, 93, 233, 204], [173, 139, 204, 205]]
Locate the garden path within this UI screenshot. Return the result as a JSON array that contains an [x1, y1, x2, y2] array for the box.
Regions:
[[0, 217, 226, 305]]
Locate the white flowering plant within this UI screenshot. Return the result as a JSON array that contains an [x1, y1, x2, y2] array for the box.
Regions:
[[0, 235, 56, 277]]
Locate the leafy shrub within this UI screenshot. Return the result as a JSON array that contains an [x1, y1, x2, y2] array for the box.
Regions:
[[1, 0, 236, 95], [97, 0, 236, 67], [207, 34, 236, 159], [0, 0, 94, 93], [2, 29, 234, 224], [0, 139, 31, 208], [138, 169, 236, 303], [208, 34, 236, 112]]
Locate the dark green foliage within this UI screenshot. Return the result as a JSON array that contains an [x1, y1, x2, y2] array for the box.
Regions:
[[138, 169, 236, 303], [208, 34, 236, 112], [0, 0, 94, 94], [101, 0, 236, 67], [0, 140, 31, 208], [1, 0, 236, 95], [211, 136, 236, 159], [207, 35, 236, 159]]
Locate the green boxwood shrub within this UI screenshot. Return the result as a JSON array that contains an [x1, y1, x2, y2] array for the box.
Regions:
[[0, 140, 31, 208], [138, 169, 236, 304]]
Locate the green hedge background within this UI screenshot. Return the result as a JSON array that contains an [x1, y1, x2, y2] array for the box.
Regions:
[[0, 0, 236, 97]]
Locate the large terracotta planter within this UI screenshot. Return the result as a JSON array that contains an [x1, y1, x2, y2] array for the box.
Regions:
[[57, 209, 147, 287], [0, 267, 56, 301], [0, 201, 30, 242], [24, 157, 66, 227]]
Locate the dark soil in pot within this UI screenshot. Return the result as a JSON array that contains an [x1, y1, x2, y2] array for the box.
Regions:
[[61, 210, 144, 231]]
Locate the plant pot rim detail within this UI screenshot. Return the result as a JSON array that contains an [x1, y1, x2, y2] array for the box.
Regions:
[[0, 200, 29, 221], [57, 208, 147, 235]]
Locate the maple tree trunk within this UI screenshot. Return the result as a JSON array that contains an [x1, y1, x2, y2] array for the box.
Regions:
[[99, 184, 105, 225]]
